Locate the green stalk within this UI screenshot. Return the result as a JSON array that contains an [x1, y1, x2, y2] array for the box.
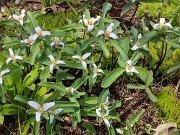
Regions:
[[18, 108, 22, 135], [33, 120, 40, 135]]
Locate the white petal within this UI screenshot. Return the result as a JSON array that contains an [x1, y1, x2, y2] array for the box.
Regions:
[[49, 115, 54, 124], [87, 25, 94, 31], [28, 101, 41, 110], [42, 31, 51, 36], [126, 66, 131, 73], [54, 108, 63, 114], [109, 32, 118, 39], [132, 67, 139, 73], [98, 69, 104, 73], [43, 102, 55, 111], [48, 55, 55, 62], [92, 64, 97, 68], [153, 24, 159, 29], [83, 18, 88, 26], [165, 23, 172, 28], [81, 61, 87, 70], [50, 42, 55, 47], [21, 9, 25, 15], [57, 60, 65, 65], [72, 55, 81, 59], [107, 23, 114, 32], [9, 48, 14, 57], [35, 26, 42, 33], [6, 58, 12, 64], [131, 44, 139, 50], [0, 78, 2, 84], [97, 30, 104, 36], [104, 118, 110, 127], [160, 18, 165, 24], [13, 14, 18, 19], [92, 73, 97, 78], [59, 42, 64, 47], [127, 60, 133, 65], [82, 53, 91, 59], [33, 34, 38, 41], [19, 19, 23, 25], [14, 55, 23, 60], [21, 39, 28, 43], [138, 33, 142, 40], [1, 69, 10, 75], [96, 107, 102, 117], [50, 64, 54, 73], [36, 112, 41, 122], [143, 45, 148, 50], [116, 128, 124, 134]]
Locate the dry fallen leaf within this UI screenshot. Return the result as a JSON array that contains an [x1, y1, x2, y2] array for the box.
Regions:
[[153, 122, 177, 135]]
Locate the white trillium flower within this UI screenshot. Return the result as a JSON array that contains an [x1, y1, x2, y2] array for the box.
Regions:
[[126, 60, 139, 74], [66, 87, 76, 94], [48, 108, 63, 124], [34, 26, 51, 38], [21, 34, 38, 46], [0, 69, 10, 84], [48, 55, 65, 73], [97, 23, 118, 39], [50, 37, 64, 48], [13, 9, 25, 25], [102, 97, 109, 110], [96, 107, 110, 127], [153, 18, 172, 30], [28, 101, 55, 122], [92, 64, 104, 78], [72, 53, 91, 70], [82, 15, 100, 31], [131, 34, 148, 50], [6, 48, 23, 64]]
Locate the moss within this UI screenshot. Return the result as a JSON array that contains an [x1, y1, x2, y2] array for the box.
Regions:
[[148, 42, 180, 73], [37, 11, 79, 31], [156, 86, 180, 127], [136, 3, 176, 19]]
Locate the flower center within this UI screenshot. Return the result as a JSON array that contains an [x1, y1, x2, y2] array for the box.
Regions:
[[127, 65, 133, 71], [49, 110, 55, 115], [88, 20, 93, 25], [159, 22, 165, 29], [37, 31, 42, 37], [79, 57, 84, 61], [94, 68, 99, 73], [102, 114, 107, 120], [54, 39, 60, 45], [27, 37, 34, 44], [104, 30, 110, 39], [0, 73, 2, 77], [37, 106, 43, 112], [51, 59, 57, 65]]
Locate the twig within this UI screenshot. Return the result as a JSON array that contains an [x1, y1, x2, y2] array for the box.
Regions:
[[176, 79, 180, 92]]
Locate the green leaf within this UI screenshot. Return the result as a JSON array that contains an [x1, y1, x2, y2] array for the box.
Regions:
[[108, 126, 116, 135], [128, 109, 145, 127], [102, 2, 112, 17], [101, 68, 125, 88], [0, 104, 24, 115], [135, 66, 149, 82], [168, 40, 180, 49], [29, 42, 40, 65], [82, 122, 96, 134], [79, 97, 99, 106], [127, 84, 146, 90], [167, 62, 180, 74], [130, 50, 142, 63], [38, 82, 66, 93], [145, 88, 157, 102], [62, 24, 84, 31], [110, 39, 129, 61], [121, 2, 136, 17], [26, 11, 39, 27], [80, 37, 97, 51], [109, 101, 121, 111], [145, 71, 153, 87], [23, 66, 39, 88], [14, 95, 29, 104], [98, 37, 110, 57], [54, 101, 79, 108], [71, 75, 89, 90], [139, 31, 157, 45]]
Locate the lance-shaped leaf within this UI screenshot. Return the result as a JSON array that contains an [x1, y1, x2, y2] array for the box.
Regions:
[[102, 2, 112, 17], [145, 87, 157, 102], [98, 37, 110, 57], [101, 68, 125, 88], [127, 84, 146, 90]]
